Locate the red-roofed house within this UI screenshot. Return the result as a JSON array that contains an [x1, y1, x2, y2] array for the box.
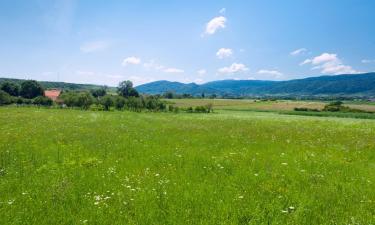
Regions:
[[44, 89, 61, 101]]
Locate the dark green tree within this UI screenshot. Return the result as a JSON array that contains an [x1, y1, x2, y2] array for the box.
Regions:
[[20, 80, 44, 99], [0, 81, 19, 96], [91, 88, 107, 98], [117, 80, 139, 98], [100, 95, 114, 111]]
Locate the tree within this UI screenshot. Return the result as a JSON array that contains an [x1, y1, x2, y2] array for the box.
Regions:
[[76, 92, 94, 109], [0, 81, 19, 96], [100, 95, 114, 111], [91, 88, 107, 98], [0, 90, 12, 105], [20, 80, 44, 99], [117, 80, 139, 98], [164, 91, 174, 99]]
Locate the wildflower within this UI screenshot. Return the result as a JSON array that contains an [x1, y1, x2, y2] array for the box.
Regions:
[[238, 196, 244, 199], [8, 200, 14, 205], [281, 162, 288, 166], [155, 173, 160, 177], [254, 173, 259, 176]]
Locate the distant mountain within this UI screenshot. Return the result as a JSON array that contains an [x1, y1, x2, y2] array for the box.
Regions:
[[136, 73, 375, 97], [0, 78, 116, 92]]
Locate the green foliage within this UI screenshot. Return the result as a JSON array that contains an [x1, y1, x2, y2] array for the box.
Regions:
[[99, 95, 114, 111], [59, 91, 94, 109], [0, 90, 12, 105], [117, 80, 139, 98], [91, 88, 107, 98], [0, 81, 19, 96], [33, 96, 53, 106], [20, 80, 44, 99]]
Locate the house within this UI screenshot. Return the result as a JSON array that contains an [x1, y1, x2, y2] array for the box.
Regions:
[[44, 89, 61, 101]]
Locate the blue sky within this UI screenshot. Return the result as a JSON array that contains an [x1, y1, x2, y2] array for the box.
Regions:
[[0, 0, 375, 86]]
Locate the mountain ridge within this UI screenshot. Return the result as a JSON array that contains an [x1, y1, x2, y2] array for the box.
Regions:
[[136, 72, 375, 97]]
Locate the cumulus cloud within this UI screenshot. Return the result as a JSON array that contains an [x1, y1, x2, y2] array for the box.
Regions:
[[257, 69, 283, 78], [163, 68, 184, 73], [290, 48, 307, 56], [218, 63, 248, 74], [80, 41, 109, 53], [122, 57, 141, 66], [197, 69, 207, 75], [205, 16, 226, 35], [301, 53, 358, 74], [216, 48, 233, 59]]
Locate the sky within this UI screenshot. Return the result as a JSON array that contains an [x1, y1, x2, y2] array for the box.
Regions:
[[0, 0, 375, 86]]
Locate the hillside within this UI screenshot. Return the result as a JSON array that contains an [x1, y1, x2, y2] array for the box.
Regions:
[[0, 78, 116, 92], [136, 73, 375, 97]]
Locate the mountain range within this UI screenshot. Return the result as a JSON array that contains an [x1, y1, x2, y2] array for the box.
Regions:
[[136, 73, 375, 97]]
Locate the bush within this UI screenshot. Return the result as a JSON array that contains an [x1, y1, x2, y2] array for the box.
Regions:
[[294, 107, 320, 112], [33, 96, 53, 106], [0, 90, 12, 105], [59, 91, 94, 109], [89, 104, 105, 111]]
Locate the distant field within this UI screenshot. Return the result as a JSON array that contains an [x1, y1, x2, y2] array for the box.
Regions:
[[166, 98, 375, 112], [0, 107, 374, 224]]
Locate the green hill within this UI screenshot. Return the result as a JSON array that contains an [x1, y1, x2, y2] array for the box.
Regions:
[[136, 73, 375, 97]]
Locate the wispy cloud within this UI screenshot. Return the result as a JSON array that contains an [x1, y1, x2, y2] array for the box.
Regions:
[[197, 69, 207, 75], [290, 48, 307, 56], [362, 59, 375, 63], [218, 63, 248, 74], [163, 68, 184, 73], [257, 69, 283, 78], [122, 57, 141, 66], [80, 41, 110, 53], [219, 8, 226, 14], [204, 16, 226, 35]]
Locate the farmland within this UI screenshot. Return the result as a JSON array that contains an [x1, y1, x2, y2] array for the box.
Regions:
[[0, 105, 375, 224]]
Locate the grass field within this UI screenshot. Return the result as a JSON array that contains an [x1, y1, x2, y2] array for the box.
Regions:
[[0, 106, 375, 224], [166, 98, 375, 112]]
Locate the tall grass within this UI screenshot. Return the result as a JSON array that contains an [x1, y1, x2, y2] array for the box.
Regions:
[[0, 107, 374, 224]]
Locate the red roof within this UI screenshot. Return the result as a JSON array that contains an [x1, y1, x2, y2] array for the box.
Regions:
[[44, 89, 61, 101]]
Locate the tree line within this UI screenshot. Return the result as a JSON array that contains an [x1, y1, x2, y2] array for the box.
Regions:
[[0, 80, 213, 113]]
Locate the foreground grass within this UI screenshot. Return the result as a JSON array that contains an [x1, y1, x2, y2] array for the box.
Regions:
[[0, 107, 374, 224]]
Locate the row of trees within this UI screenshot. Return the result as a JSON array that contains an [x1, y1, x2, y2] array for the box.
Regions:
[[1, 80, 214, 113]]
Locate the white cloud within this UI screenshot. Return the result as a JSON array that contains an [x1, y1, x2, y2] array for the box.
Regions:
[[143, 60, 164, 70], [362, 59, 375, 63], [205, 16, 226, 35], [163, 68, 184, 73], [219, 8, 226, 14], [257, 69, 283, 78], [122, 57, 141, 66], [80, 41, 109, 53], [197, 69, 207, 75], [218, 63, 249, 74], [290, 48, 307, 56], [301, 53, 359, 74], [216, 48, 233, 59]]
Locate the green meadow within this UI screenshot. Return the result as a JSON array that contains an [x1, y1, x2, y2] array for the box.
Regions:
[[0, 106, 374, 224]]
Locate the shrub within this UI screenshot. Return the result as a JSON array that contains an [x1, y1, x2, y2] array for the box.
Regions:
[[0, 90, 12, 105], [100, 95, 114, 111], [33, 96, 53, 106]]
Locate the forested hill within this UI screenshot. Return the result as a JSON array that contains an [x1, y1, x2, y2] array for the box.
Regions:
[[136, 73, 375, 97], [0, 78, 116, 92]]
